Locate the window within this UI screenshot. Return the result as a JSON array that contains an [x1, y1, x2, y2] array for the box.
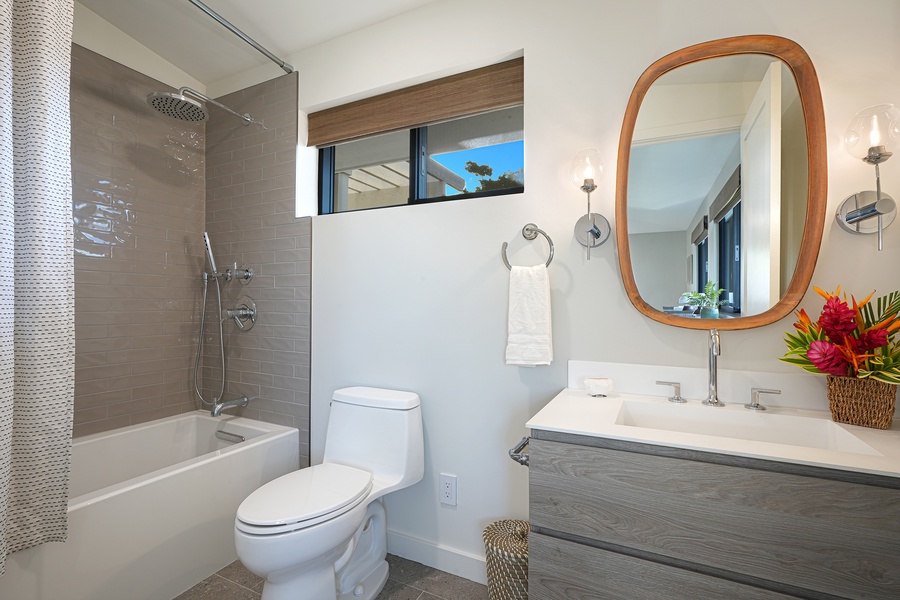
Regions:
[[696, 237, 709, 292], [717, 203, 742, 313], [319, 107, 523, 212], [309, 58, 524, 214]]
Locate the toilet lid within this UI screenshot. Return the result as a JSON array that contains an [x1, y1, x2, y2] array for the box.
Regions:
[[236, 463, 372, 532]]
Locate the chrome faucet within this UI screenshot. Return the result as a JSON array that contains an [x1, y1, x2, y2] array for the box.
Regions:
[[211, 395, 250, 417], [703, 328, 724, 407]]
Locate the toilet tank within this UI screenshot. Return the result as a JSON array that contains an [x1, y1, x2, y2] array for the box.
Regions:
[[323, 387, 424, 496]]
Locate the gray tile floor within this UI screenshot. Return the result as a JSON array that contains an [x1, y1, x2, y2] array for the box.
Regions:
[[174, 554, 489, 600]]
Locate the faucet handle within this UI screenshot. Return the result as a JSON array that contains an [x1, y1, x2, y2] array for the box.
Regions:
[[656, 381, 687, 404], [745, 388, 781, 411]]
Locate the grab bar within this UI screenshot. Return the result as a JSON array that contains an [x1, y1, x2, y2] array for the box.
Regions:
[[216, 430, 245, 444], [509, 436, 530, 466], [501, 223, 554, 270]]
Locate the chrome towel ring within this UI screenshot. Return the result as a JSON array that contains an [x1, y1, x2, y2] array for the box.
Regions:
[[501, 223, 554, 270]]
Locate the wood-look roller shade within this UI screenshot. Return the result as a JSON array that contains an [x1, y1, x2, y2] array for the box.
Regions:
[[691, 215, 708, 245], [307, 57, 524, 148], [710, 166, 742, 224]]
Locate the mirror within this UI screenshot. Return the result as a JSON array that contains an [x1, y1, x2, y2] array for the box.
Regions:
[[616, 35, 826, 330]]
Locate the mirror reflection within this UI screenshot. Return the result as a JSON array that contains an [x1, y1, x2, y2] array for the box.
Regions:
[[627, 54, 808, 320]]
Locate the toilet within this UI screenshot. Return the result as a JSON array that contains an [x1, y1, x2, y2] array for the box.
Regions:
[[234, 386, 424, 600]]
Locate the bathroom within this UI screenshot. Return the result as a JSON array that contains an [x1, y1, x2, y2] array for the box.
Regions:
[[1, 0, 898, 598]]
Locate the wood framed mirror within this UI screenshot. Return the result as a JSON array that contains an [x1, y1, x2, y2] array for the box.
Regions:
[[616, 35, 826, 330]]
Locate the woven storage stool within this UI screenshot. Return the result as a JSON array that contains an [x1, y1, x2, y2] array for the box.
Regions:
[[483, 519, 530, 600]]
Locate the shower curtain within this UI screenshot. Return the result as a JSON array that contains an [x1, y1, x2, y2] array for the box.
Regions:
[[0, 0, 75, 575]]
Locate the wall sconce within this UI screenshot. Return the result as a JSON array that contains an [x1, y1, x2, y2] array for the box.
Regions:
[[571, 148, 611, 260], [836, 104, 899, 251]]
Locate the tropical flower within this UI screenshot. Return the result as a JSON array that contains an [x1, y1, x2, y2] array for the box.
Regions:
[[781, 286, 900, 385]]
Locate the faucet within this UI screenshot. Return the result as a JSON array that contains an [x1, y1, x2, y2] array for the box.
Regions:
[[211, 395, 250, 417], [703, 328, 724, 407]]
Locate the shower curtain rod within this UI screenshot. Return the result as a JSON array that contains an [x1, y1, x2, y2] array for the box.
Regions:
[[189, 0, 294, 75]]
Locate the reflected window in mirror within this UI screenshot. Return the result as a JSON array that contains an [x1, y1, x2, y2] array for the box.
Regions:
[[718, 203, 741, 314]]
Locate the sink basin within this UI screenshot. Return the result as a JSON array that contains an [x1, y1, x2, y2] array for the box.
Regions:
[[615, 400, 881, 456]]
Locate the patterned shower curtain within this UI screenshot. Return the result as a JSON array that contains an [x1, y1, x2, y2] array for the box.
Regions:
[[0, 0, 75, 575]]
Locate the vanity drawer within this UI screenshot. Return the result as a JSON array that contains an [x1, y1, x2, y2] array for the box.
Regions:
[[529, 438, 900, 600], [529, 532, 798, 600]]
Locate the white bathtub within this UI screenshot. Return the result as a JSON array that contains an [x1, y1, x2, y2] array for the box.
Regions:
[[0, 411, 299, 600]]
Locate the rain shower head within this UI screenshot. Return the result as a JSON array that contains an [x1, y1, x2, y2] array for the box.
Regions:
[[147, 91, 209, 122], [146, 86, 259, 126]]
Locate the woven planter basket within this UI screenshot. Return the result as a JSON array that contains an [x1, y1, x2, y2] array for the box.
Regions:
[[483, 519, 530, 600], [826, 375, 897, 429]]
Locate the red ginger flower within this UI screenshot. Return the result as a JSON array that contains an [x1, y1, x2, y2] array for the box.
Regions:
[[857, 329, 889, 352], [819, 296, 857, 341], [807, 340, 850, 376]]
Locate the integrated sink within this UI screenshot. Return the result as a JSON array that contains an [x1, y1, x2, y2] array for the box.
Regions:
[[615, 400, 881, 456]]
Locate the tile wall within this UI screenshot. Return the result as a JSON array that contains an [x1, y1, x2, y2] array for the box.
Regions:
[[71, 44, 206, 436], [203, 73, 311, 465], [70, 45, 309, 465]]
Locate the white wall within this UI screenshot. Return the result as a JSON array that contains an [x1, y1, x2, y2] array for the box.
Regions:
[[257, 0, 899, 583]]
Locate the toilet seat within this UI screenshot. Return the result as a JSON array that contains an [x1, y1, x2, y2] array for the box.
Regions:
[[236, 463, 373, 536]]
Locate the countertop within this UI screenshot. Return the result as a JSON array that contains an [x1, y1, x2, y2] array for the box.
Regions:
[[526, 388, 900, 479]]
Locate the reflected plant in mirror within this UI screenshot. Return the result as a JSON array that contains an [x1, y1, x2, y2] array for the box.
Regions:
[[682, 281, 727, 319], [616, 35, 827, 330]]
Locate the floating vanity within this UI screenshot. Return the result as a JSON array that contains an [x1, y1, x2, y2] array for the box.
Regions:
[[526, 388, 900, 600]]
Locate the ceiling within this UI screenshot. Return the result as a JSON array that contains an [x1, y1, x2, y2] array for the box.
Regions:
[[77, 0, 437, 85]]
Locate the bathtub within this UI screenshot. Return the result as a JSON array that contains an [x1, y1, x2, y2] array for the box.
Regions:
[[0, 411, 299, 600]]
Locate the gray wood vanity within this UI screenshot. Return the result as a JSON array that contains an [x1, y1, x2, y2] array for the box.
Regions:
[[527, 411, 900, 599]]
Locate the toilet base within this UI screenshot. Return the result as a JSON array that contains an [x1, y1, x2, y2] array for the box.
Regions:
[[338, 560, 388, 600], [336, 499, 389, 599]]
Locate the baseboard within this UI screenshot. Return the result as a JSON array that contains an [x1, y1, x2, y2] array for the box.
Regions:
[[386, 529, 487, 585]]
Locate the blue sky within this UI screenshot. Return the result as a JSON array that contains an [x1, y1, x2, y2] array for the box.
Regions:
[[431, 140, 524, 194]]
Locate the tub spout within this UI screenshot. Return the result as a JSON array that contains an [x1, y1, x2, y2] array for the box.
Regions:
[[212, 395, 249, 417]]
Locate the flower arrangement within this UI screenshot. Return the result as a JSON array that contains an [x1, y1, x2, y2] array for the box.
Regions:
[[781, 286, 900, 385], [682, 281, 727, 309]]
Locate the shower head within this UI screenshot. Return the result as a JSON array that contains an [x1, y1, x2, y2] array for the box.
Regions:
[[203, 231, 218, 274], [147, 91, 209, 122], [146, 87, 259, 126]]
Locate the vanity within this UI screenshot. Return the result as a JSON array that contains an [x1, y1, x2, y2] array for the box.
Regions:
[[523, 30, 900, 600], [526, 388, 900, 600]]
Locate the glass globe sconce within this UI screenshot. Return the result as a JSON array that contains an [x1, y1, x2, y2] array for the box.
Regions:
[[571, 148, 611, 260], [836, 104, 899, 251]]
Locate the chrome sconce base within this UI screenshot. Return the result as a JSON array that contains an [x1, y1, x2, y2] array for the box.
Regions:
[[574, 213, 611, 250], [836, 190, 896, 251], [836, 190, 897, 236]]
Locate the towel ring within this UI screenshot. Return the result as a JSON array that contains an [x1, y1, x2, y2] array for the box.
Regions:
[[501, 223, 554, 270]]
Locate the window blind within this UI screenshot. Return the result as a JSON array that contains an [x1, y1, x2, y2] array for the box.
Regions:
[[307, 57, 524, 148]]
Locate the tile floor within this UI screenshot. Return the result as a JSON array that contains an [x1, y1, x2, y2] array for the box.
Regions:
[[174, 554, 490, 600]]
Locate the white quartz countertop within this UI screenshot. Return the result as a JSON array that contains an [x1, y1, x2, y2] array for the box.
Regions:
[[526, 388, 900, 479]]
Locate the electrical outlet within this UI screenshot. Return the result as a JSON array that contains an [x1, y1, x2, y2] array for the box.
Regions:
[[440, 473, 457, 506]]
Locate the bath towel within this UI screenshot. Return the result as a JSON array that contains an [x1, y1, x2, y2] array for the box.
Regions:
[[505, 264, 553, 366]]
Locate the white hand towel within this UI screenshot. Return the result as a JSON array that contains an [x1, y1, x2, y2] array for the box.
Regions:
[[505, 264, 553, 366]]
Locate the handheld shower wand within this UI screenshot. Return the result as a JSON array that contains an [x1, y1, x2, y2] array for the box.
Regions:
[[203, 231, 218, 275]]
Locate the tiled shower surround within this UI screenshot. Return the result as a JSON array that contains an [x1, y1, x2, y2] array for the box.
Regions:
[[70, 44, 309, 464]]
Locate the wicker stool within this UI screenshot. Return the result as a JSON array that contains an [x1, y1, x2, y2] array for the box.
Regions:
[[483, 519, 530, 600]]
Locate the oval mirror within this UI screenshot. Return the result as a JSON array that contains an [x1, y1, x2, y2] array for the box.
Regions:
[[616, 35, 826, 330]]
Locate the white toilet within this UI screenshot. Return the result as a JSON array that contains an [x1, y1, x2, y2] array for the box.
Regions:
[[234, 386, 424, 600]]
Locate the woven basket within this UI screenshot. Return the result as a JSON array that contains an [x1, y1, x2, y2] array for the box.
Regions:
[[826, 375, 897, 429], [483, 519, 530, 600]]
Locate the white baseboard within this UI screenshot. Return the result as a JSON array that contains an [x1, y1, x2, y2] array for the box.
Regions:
[[387, 529, 487, 585]]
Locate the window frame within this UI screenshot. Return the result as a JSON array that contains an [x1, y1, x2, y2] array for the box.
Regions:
[[317, 124, 525, 214]]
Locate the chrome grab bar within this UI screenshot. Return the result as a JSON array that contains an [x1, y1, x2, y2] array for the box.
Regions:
[[509, 436, 530, 466], [215, 430, 245, 444], [501, 223, 554, 270]]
